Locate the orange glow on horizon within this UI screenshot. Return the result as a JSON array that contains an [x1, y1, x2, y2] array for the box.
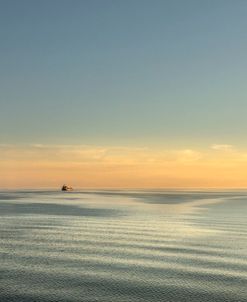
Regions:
[[1, 144, 247, 189]]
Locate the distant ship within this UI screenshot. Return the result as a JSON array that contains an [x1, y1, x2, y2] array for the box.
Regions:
[[61, 184, 73, 191]]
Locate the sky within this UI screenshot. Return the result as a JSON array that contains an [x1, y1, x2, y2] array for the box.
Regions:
[[1, 0, 247, 188]]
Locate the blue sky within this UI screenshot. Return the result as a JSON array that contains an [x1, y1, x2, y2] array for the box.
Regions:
[[1, 0, 247, 147]]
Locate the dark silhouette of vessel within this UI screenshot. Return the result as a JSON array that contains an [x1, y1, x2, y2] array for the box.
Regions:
[[61, 184, 73, 191]]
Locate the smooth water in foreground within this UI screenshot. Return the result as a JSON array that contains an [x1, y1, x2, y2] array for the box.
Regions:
[[0, 189, 246, 302]]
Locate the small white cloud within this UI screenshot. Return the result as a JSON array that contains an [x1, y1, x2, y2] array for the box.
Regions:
[[30, 144, 45, 148], [211, 144, 234, 152]]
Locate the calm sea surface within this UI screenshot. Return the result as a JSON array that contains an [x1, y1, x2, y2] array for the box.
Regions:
[[0, 190, 246, 302]]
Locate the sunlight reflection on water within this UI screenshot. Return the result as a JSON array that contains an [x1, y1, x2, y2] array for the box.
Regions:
[[0, 190, 246, 302]]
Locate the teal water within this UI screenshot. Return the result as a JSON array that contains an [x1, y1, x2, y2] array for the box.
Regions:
[[0, 190, 246, 301]]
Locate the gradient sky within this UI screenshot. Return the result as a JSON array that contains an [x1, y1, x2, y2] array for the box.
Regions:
[[1, 0, 247, 188]]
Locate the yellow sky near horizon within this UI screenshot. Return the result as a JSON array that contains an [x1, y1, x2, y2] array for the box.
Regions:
[[1, 144, 247, 188]]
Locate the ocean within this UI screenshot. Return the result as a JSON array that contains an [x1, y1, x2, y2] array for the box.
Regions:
[[0, 189, 246, 302]]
